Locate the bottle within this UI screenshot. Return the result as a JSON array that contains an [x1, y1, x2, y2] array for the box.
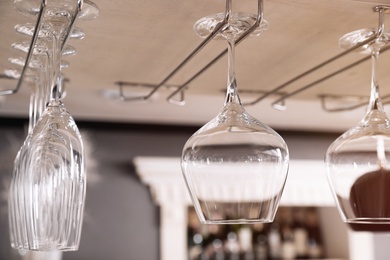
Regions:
[[254, 234, 268, 260], [293, 228, 308, 259], [305, 208, 323, 259], [281, 226, 297, 259], [189, 232, 204, 260], [212, 238, 225, 260], [225, 231, 240, 260], [238, 227, 254, 260], [292, 208, 309, 259], [268, 223, 281, 259]]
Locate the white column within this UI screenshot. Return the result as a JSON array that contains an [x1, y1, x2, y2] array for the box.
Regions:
[[372, 233, 390, 260], [160, 204, 187, 260], [348, 230, 374, 260]]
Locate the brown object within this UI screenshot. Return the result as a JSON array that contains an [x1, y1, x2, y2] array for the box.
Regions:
[[349, 168, 390, 232]]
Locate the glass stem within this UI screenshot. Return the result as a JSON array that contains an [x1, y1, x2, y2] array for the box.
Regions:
[[366, 5, 387, 114], [50, 32, 62, 104], [369, 44, 388, 168], [224, 34, 241, 105], [367, 46, 384, 113], [370, 46, 389, 168], [41, 53, 50, 113], [34, 53, 50, 125]]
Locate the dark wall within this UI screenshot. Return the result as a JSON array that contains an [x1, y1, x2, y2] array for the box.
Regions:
[[0, 120, 26, 260], [0, 118, 341, 260]]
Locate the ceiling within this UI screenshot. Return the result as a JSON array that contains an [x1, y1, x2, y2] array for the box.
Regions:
[[1, 0, 390, 132]]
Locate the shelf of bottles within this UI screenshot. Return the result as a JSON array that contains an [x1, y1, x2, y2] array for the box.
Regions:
[[187, 207, 324, 260]]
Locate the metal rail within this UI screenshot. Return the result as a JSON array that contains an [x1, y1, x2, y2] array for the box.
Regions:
[[269, 5, 390, 110], [166, 0, 264, 105], [118, 0, 264, 105], [118, 0, 232, 102], [319, 93, 390, 112], [270, 44, 390, 111], [116, 81, 185, 104], [9, 0, 387, 114], [0, 0, 82, 95], [118, 2, 390, 113]]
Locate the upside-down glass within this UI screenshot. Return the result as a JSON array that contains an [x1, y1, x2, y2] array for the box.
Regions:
[[325, 5, 390, 232], [22, 76, 86, 251], [8, 0, 88, 250], [8, 68, 45, 250], [9, 41, 57, 250], [181, 10, 289, 224]]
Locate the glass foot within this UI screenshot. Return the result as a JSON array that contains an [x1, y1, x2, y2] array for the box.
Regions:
[[339, 28, 390, 54], [194, 12, 268, 39]]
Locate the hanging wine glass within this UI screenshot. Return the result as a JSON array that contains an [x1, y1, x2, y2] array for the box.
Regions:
[[8, 73, 41, 250], [9, 0, 86, 251], [22, 76, 86, 251], [181, 1, 289, 224], [325, 5, 390, 232], [8, 39, 52, 250]]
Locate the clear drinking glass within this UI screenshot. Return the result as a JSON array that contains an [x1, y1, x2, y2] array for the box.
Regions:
[[22, 77, 86, 251], [181, 4, 289, 224], [8, 36, 52, 252], [325, 6, 390, 232], [8, 0, 87, 251]]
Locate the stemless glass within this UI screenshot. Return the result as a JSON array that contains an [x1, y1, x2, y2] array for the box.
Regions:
[[181, 4, 289, 224], [325, 5, 390, 232]]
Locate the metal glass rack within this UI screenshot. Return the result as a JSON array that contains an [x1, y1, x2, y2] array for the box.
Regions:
[[0, 0, 83, 96], [116, 2, 390, 112], [2, 0, 390, 113], [117, 0, 265, 105]]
